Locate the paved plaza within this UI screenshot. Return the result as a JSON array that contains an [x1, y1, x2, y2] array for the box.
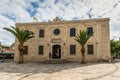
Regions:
[[0, 61, 120, 80]]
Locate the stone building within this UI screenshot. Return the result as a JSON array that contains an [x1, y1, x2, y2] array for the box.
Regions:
[[14, 17, 111, 62]]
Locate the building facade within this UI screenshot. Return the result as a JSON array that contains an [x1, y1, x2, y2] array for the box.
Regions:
[[14, 17, 111, 62]]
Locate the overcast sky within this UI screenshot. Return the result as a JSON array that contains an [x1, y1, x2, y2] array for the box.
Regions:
[[0, 0, 120, 46]]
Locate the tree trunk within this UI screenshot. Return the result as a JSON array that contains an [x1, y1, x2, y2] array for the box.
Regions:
[[18, 44, 24, 63], [81, 46, 85, 64]]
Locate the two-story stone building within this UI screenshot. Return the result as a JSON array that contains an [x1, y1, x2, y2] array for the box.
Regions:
[[14, 17, 111, 62]]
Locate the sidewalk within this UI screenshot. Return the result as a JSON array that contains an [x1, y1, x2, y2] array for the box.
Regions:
[[0, 62, 117, 80]]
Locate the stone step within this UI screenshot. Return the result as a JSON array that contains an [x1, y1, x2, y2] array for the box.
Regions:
[[43, 59, 70, 64]]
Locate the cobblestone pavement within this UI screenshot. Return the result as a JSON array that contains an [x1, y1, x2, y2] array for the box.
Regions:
[[0, 62, 119, 80]]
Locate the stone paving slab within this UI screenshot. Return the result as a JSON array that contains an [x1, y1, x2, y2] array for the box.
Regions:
[[96, 62, 120, 80], [0, 62, 117, 80]]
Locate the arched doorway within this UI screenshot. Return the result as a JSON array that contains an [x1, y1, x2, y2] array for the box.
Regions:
[[52, 45, 61, 59]]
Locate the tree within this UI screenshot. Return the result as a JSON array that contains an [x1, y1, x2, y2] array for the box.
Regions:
[[3, 26, 34, 63], [110, 40, 117, 55], [110, 39, 120, 58], [75, 30, 93, 64], [116, 41, 120, 55]]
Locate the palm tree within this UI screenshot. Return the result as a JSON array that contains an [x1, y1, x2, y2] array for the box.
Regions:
[[3, 26, 34, 63], [75, 30, 93, 64]]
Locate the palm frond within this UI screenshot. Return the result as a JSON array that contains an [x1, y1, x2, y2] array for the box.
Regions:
[[3, 26, 34, 45], [75, 29, 92, 46], [3, 27, 18, 38]]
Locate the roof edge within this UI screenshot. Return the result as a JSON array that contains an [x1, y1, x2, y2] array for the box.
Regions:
[[15, 18, 110, 26]]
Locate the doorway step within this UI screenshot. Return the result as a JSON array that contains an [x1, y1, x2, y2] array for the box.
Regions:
[[43, 59, 70, 64]]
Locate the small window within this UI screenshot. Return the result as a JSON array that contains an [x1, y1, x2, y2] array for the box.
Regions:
[[70, 45, 76, 55], [70, 28, 76, 37], [87, 45, 93, 54], [39, 30, 44, 37], [39, 46, 44, 55], [54, 29, 60, 35], [87, 27, 93, 35], [23, 46, 28, 55]]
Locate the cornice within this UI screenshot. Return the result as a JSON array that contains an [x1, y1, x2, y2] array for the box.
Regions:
[[15, 18, 110, 26]]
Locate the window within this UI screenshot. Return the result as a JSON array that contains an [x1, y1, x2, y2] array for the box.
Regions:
[[70, 28, 76, 37], [87, 27, 93, 35], [70, 45, 76, 55], [54, 29, 60, 35], [39, 46, 44, 55], [23, 46, 28, 55], [87, 45, 93, 54], [39, 30, 44, 37]]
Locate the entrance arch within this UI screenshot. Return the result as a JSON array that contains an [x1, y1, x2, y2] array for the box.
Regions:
[[52, 45, 61, 59]]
